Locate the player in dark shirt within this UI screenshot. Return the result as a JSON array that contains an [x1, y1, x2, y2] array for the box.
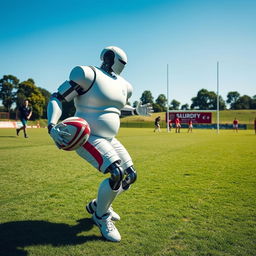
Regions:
[[154, 116, 161, 132], [16, 99, 32, 138]]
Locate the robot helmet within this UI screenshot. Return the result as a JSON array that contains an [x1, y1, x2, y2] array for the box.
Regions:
[[100, 46, 128, 75]]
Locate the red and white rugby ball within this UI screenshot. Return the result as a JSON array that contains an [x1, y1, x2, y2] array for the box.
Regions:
[[56, 117, 90, 151]]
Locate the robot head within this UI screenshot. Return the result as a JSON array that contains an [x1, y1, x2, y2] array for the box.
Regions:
[[100, 46, 128, 75]]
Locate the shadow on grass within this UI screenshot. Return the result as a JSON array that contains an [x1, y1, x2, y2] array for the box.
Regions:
[[0, 135, 17, 138], [0, 218, 101, 256]]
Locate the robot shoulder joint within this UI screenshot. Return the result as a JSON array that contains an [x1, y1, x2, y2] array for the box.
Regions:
[[69, 65, 96, 92]]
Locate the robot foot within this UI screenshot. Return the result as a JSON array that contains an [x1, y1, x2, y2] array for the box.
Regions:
[[93, 213, 121, 242], [86, 199, 120, 221]]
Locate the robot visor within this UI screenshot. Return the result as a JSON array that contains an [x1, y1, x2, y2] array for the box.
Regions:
[[119, 58, 126, 65]]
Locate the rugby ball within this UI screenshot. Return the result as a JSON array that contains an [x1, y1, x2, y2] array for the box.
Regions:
[[55, 117, 90, 151]]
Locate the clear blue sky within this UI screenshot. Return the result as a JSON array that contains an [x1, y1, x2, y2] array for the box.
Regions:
[[0, 0, 255, 106]]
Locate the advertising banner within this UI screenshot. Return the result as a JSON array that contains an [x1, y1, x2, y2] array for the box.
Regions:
[[167, 112, 212, 124]]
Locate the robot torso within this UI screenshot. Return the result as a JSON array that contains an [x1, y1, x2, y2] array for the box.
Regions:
[[74, 66, 132, 138]]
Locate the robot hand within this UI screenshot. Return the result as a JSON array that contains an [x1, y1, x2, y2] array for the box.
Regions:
[[48, 123, 71, 148], [135, 101, 154, 116]]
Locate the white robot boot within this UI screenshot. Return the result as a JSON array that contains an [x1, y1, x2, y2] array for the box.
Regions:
[[93, 178, 122, 242], [86, 199, 120, 221]]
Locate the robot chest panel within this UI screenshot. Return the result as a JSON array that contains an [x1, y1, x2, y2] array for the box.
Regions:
[[80, 74, 128, 108]]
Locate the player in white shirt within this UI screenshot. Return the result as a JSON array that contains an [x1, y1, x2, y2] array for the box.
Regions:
[[47, 46, 153, 242]]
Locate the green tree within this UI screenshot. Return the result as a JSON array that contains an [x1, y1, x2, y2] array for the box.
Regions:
[[191, 89, 213, 109], [217, 95, 226, 110], [170, 99, 180, 110], [218, 95, 226, 110], [226, 91, 240, 109], [152, 103, 163, 112], [0, 75, 19, 112], [132, 101, 139, 108], [155, 94, 167, 112], [140, 90, 154, 104], [191, 89, 226, 110], [251, 95, 256, 109], [16, 79, 45, 119], [38, 87, 51, 119], [233, 95, 252, 109], [181, 103, 189, 110]]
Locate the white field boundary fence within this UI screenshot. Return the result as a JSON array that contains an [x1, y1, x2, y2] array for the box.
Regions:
[[0, 121, 40, 128]]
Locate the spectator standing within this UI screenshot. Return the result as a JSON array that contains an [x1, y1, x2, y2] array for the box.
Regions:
[[233, 118, 239, 132], [188, 119, 193, 133], [175, 117, 181, 133]]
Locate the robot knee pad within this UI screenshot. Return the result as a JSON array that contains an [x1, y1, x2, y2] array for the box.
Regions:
[[106, 162, 124, 190], [122, 166, 137, 190]]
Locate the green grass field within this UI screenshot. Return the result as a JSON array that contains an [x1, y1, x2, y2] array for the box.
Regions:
[[0, 128, 255, 256]]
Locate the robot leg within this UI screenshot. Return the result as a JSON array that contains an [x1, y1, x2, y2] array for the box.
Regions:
[[96, 161, 124, 217], [122, 166, 137, 190], [107, 161, 124, 190]]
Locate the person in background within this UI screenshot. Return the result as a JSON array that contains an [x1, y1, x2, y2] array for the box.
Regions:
[[233, 117, 239, 132], [154, 116, 161, 132], [168, 119, 172, 132], [175, 117, 181, 133], [188, 119, 193, 133], [16, 99, 32, 138]]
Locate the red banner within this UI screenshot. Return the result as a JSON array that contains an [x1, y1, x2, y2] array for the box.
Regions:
[[167, 112, 212, 124]]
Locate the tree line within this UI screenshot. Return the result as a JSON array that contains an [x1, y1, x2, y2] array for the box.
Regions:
[[135, 89, 256, 112], [0, 74, 255, 120], [0, 75, 75, 120]]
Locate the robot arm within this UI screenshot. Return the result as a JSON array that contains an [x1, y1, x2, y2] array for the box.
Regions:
[[47, 66, 95, 147], [58, 65, 96, 102], [120, 105, 136, 117], [47, 93, 69, 147], [46, 79, 76, 129], [135, 101, 154, 116], [120, 102, 153, 117], [48, 66, 95, 124], [47, 93, 63, 127]]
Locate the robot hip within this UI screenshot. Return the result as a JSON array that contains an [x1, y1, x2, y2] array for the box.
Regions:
[[75, 135, 133, 173]]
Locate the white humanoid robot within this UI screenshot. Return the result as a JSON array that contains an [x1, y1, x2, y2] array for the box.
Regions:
[[47, 46, 153, 242]]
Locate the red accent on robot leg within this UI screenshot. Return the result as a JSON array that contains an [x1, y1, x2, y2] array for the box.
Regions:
[[83, 142, 103, 170]]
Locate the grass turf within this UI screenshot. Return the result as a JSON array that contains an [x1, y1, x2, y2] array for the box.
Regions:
[[0, 128, 255, 256]]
